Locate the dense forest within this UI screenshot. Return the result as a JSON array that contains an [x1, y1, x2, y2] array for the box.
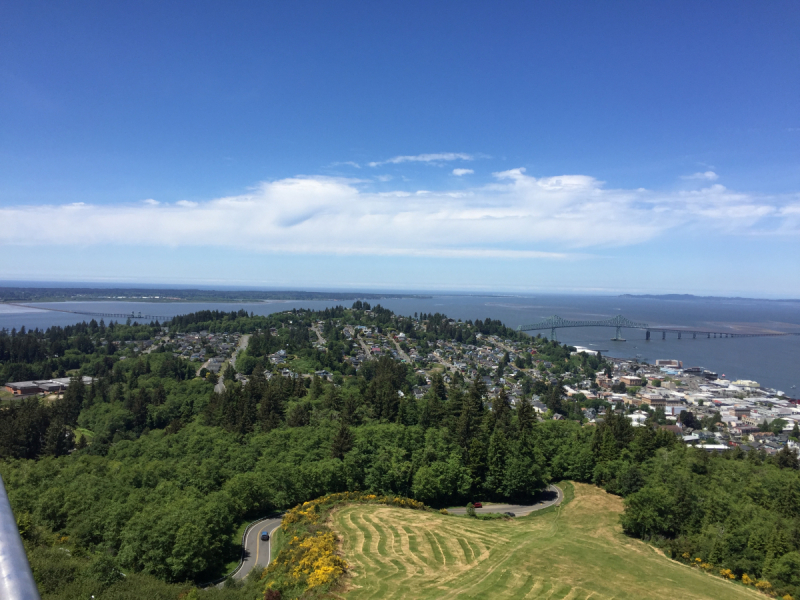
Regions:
[[1, 305, 799, 599]]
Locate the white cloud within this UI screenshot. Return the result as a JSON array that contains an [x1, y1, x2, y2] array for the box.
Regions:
[[375, 174, 393, 182], [142, 199, 159, 205], [452, 168, 474, 176], [682, 171, 719, 181], [0, 171, 795, 258], [368, 152, 473, 167], [330, 161, 361, 169]]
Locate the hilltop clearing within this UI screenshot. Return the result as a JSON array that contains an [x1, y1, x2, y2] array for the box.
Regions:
[[332, 483, 763, 600]]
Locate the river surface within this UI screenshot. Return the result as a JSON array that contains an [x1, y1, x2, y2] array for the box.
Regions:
[[1, 295, 798, 395]]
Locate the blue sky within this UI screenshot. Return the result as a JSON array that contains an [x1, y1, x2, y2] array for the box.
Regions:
[[1, 1, 799, 296]]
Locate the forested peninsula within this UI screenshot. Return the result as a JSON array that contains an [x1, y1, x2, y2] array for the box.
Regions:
[[1, 305, 799, 599], [0, 286, 429, 303]]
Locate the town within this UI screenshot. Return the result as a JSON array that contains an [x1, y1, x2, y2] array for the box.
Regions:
[[10, 303, 795, 459]]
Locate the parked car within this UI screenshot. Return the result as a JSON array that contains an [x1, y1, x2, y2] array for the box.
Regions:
[[260, 531, 270, 541], [472, 502, 483, 508], [504, 512, 516, 517]]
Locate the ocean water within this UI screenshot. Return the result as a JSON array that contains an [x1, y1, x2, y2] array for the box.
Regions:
[[1, 295, 798, 394]]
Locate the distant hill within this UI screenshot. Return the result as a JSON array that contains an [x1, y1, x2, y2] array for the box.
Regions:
[[620, 293, 799, 303]]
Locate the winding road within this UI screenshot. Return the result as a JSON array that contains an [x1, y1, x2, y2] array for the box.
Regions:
[[446, 484, 563, 516], [231, 516, 283, 581]]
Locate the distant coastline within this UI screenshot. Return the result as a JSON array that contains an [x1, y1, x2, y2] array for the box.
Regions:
[[0, 286, 431, 304], [620, 294, 800, 303]]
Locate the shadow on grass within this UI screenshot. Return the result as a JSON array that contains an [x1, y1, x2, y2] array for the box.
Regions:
[[518, 481, 575, 520]]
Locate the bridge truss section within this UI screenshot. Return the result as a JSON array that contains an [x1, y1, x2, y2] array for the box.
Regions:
[[516, 315, 649, 341]]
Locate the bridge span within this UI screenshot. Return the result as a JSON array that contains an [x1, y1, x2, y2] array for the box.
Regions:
[[4, 303, 169, 322], [517, 314, 798, 342]]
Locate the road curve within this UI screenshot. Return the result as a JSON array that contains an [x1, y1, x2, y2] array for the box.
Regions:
[[231, 515, 283, 581], [447, 484, 563, 516]]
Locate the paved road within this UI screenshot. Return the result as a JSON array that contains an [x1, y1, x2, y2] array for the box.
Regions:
[[391, 339, 411, 363], [214, 334, 250, 394], [447, 485, 563, 516], [356, 335, 374, 357], [232, 516, 283, 581], [311, 325, 326, 346]]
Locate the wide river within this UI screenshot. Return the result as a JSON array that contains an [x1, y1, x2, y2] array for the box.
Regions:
[[1, 295, 798, 395]]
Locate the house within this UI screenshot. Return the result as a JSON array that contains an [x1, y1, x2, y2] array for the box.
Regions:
[[659, 424, 683, 436]]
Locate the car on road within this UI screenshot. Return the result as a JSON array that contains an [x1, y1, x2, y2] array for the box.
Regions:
[[504, 512, 516, 517], [260, 531, 270, 542], [472, 502, 483, 508]]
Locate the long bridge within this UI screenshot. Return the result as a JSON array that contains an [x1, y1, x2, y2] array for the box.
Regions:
[[4, 303, 169, 322], [517, 314, 798, 341]]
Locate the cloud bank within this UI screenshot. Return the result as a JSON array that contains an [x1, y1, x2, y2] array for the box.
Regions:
[[682, 171, 719, 181], [368, 152, 474, 167], [2, 169, 797, 258]]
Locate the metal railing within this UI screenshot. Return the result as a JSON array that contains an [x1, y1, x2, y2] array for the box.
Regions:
[[0, 475, 41, 600]]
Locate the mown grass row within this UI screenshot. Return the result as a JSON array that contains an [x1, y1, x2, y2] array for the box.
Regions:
[[259, 492, 432, 599]]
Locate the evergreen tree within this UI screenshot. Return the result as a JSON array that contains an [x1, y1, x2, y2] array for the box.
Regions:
[[545, 382, 565, 415], [775, 445, 800, 470], [322, 384, 343, 412], [341, 393, 361, 426], [457, 389, 481, 451], [309, 375, 324, 400], [331, 421, 354, 459], [485, 428, 509, 496], [43, 416, 74, 457], [431, 371, 448, 403], [516, 395, 536, 433], [258, 379, 284, 432], [492, 387, 512, 432]]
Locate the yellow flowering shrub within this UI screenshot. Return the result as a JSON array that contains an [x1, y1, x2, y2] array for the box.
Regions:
[[755, 580, 772, 590], [742, 574, 754, 585], [718, 568, 735, 580], [263, 491, 434, 597], [291, 532, 347, 589]]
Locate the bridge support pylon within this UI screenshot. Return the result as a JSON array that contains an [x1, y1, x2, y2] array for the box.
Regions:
[[646, 330, 650, 341], [662, 331, 666, 340], [678, 332, 681, 340], [611, 325, 626, 341]]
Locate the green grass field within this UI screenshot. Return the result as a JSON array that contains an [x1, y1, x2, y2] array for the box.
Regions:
[[331, 483, 764, 600]]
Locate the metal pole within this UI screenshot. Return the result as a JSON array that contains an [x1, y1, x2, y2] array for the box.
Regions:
[[0, 475, 41, 600]]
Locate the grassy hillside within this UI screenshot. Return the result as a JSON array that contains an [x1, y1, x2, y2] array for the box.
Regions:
[[332, 483, 763, 600]]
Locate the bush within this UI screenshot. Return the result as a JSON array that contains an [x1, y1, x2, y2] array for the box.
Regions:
[[263, 492, 432, 597]]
